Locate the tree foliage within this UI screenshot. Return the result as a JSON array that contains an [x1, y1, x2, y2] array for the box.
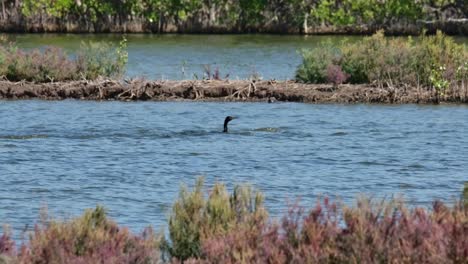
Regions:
[[8, 0, 467, 33]]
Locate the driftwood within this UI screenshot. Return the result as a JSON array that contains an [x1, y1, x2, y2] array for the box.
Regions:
[[0, 79, 467, 104]]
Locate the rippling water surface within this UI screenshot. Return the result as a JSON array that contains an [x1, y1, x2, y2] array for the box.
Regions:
[[1, 101, 467, 235]]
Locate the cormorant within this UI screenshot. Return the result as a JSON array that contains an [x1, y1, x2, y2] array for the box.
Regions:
[[223, 116, 237, 133]]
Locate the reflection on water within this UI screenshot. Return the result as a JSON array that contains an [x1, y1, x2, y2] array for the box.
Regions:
[[0, 134, 48, 140], [0, 101, 467, 237]]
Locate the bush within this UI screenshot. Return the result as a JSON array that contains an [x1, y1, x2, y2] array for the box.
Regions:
[[195, 197, 468, 263], [17, 206, 160, 264], [165, 177, 267, 261], [1, 179, 468, 263], [0, 228, 15, 264], [296, 44, 340, 83], [0, 38, 128, 82], [463, 182, 468, 208], [76, 37, 128, 80], [296, 31, 468, 97]]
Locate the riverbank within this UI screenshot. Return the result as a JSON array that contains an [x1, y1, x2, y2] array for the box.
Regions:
[[1, 19, 468, 35], [1, 79, 467, 104]]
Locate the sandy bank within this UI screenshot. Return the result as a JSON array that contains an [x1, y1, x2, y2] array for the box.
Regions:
[[0, 80, 467, 104]]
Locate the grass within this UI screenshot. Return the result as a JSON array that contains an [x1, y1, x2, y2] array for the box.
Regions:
[[0, 178, 467, 263]]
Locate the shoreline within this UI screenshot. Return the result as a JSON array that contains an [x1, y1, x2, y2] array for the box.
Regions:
[[1, 79, 467, 104], [1, 19, 467, 36]]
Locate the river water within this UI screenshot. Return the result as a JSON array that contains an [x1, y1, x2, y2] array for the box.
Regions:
[[3, 34, 389, 80], [1, 101, 467, 236], [9, 34, 468, 80], [1, 34, 468, 236]]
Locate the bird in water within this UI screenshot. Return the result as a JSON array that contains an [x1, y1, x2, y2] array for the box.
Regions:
[[223, 116, 237, 133]]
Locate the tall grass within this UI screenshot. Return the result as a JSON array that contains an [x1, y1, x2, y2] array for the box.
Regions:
[[0, 178, 467, 263], [296, 31, 468, 101], [0, 37, 128, 82]]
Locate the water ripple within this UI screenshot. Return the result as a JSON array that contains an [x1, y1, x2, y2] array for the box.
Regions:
[[0, 101, 467, 238]]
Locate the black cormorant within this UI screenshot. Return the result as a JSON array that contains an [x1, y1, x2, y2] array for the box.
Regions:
[[223, 116, 237, 133]]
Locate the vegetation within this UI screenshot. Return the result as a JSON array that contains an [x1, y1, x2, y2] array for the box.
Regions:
[[0, 37, 128, 82], [164, 177, 267, 261], [0, 0, 466, 33], [0, 178, 468, 263], [0, 206, 159, 263], [296, 31, 468, 101]]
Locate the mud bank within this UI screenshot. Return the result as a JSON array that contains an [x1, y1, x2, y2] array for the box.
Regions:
[[0, 80, 467, 104]]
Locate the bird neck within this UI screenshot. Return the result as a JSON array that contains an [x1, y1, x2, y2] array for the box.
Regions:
[[223, 124, 228, 133]]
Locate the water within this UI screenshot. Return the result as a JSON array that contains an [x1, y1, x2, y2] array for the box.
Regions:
[[2, 34, 377, 80], [1, 101, 467, 236], [8, 34, 468, 81]]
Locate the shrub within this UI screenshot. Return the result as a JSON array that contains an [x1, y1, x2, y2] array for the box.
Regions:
[[463, 182, 468, 208], [296, 43, 340, 83], [0, 228, 15, 264], [296, 30, 468, 96], [165, 177, 267, 261], [76, 37, 128, 80], [326, 64, 349, 85], [17, 206, 160, 264], [1, 46, 79, 82], [195, 197, 468, 263], [1, 179, 468, 263], [0, 38, 128, 82]]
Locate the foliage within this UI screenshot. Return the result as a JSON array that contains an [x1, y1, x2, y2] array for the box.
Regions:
[[193, 197, 468, 263], [327, 64, 349, 85], [296, 31, 468, 97], [311, 0, 424, 26], [17, 206, 160, 264], [0, 45, 78, 82], [77, 37, 128, 80], [1, 180, 468, 263], [0, 228, 15, 261], [463, 182, 468, 208], [0, 38, 128, 82], [296, 44, 340, 83], [7, 0, 467, 33], [165, 177, 267, 261], [21, 0, 74, 18]]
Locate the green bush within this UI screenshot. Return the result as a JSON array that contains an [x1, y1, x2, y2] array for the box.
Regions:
[[296, 31, 468, 96], [296, 44, 340, 83], [76, 37, 128, 80], [165, 177, 267, 261]]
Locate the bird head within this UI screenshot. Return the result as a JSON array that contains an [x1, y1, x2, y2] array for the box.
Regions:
[[225, 116, 237, 123], [223, 116, 237, 133]]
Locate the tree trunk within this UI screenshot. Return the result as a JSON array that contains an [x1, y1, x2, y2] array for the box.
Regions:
[[210, 2, 215, 26], [158, 10, 162, 33], [303, 12, 308, 34], [1, 0, 5, 20]]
